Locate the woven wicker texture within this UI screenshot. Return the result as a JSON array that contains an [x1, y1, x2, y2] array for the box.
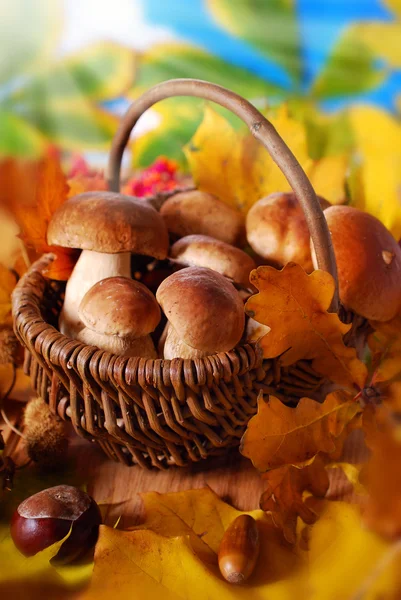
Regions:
[[12, 254, 324, 469]]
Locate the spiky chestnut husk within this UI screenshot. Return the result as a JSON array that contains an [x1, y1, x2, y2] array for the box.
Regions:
[[0, 325, 19, 366], [24, 398, 68, 470], [10, 485, 102, 564]]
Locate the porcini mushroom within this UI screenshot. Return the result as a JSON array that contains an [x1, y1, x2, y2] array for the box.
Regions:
[[170, 235, 256, 287], [47, 191, 169, 337], [77, 277, 160, 357], [311, 206, 401, 321], [160, 190, 244, 246], [156, 267, 245, 359], [246, 192, 330, 271]]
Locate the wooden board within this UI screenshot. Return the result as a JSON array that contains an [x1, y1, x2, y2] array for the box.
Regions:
[[2, 399, 368, 529]]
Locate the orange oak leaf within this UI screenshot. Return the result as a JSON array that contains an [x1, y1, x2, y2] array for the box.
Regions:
[[0, 150, 78, 280], [245, 263, 368, 389], [369, 313, 401, 384], [0, 265, 17, 325], [362, 404, 401, 540], [240, 392, 361, 471], [260, 456, 329, 544]]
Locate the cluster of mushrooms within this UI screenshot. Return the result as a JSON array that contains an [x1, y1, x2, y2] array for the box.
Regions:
[[46, 187, 401, 360]]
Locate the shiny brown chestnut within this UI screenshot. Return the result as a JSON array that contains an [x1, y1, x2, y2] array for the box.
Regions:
[[10, 485, 102, 565]]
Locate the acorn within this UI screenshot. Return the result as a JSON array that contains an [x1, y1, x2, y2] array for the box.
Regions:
[[218, 515, 260, 584], [10, 485, 102, 565]]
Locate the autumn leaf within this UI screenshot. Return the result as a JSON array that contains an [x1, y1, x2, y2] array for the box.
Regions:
[[245, 263, 368, 389], [82, 488, 301, 600], [0, 265, 17, 325], [348, 106, 401, 241], [369, 313, 401, 384], [260, 457, 329, 544], [240, 393, 361, 471], [299, 500, 401, 600], [184, 106, 348, 214], [0, 150, 78, 280], [0, 529, 91, 599], [361, 405, 401, 540]]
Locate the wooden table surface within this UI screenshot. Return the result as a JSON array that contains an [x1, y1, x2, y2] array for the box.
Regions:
[[2, 397, 368, 529]]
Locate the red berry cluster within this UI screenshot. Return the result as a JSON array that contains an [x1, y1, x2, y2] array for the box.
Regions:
[[125, 157, 179, 197]]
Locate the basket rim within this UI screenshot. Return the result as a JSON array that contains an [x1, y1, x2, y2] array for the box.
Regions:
[[12, 252, 263, 372]]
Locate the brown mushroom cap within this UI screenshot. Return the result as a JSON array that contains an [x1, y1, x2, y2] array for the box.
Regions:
[[160, 190, 244, 246], [156, 267, 245, 353], [47, 191, 169, 258], [318, 206, 401, 321], [170, 235, 255, 287], [79, 277, 161, 337], [246, 192, 330, 271]]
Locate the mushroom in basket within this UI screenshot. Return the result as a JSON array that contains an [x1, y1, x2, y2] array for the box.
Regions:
[[160, 190, 244, 246], [246, 192, 330, 272], [170, 234, 256, 288], [312, 206, 401, 322], [77, 276, 160, 357], [47, 191, 169, 337], [156, 267, 245, 359]]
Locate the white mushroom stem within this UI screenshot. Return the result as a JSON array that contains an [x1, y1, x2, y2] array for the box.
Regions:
[[160, 323, 211, 359], [76, 327, 157, 358], [59, 250, 131, 337]]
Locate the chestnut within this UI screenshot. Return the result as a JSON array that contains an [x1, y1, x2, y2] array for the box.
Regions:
[[10, 485, 101, 565]]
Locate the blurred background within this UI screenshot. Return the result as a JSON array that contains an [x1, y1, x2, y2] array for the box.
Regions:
[[1, 0, 401, 170]]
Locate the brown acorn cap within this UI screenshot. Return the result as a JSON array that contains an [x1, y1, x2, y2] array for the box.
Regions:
[[170, 235, 256, 287], [314, 206, 401, 321], [246, 192, 330, 271], [47, 191, 169, 259], [160, 190, 244, 245], [78, 277, 161, 337], [156, 267, 245, 353]]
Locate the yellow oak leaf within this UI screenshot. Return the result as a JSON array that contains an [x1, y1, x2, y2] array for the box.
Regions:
[[184, 106, 245, 210], [260, 457, 329, 544], [245, 263, 368, 389], [0, 150, 78, 280], [348, 106, 401, 241], [185, 106, 347, 214], [0, 529, 91, 599], [240, 393, 361, 471], [82, 488, 301, 600], [298, 500, 401, 600], [369, 314, 401, 384]]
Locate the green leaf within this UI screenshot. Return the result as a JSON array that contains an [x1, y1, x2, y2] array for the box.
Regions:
[[206, 0, 302, 83], [132, 42, 283, 98], [0, 112, 45, 157], [16, 101, 117, 151], [12, 43, 136, 104], [0, 0, 61, 84], [131, 42, 285, 168], [312, 29, 385, 99], [133, 97, 203, 169]]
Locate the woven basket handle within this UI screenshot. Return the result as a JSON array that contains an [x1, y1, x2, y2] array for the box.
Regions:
[[107, 78, 339, 312]]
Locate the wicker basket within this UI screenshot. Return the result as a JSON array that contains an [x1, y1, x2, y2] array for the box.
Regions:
[[12, 79, 338, 469]]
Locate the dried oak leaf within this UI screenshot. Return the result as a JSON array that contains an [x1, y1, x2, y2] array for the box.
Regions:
[[260, 457, 329, 544], [245, 263, 368, 389], [361, 404, 401, 540], [369, 312, 401, 384], [240, 392, 361, 471], [0, 265, 17, 325], [0, 150, 78, 280], [82, 488, 300, 600]]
